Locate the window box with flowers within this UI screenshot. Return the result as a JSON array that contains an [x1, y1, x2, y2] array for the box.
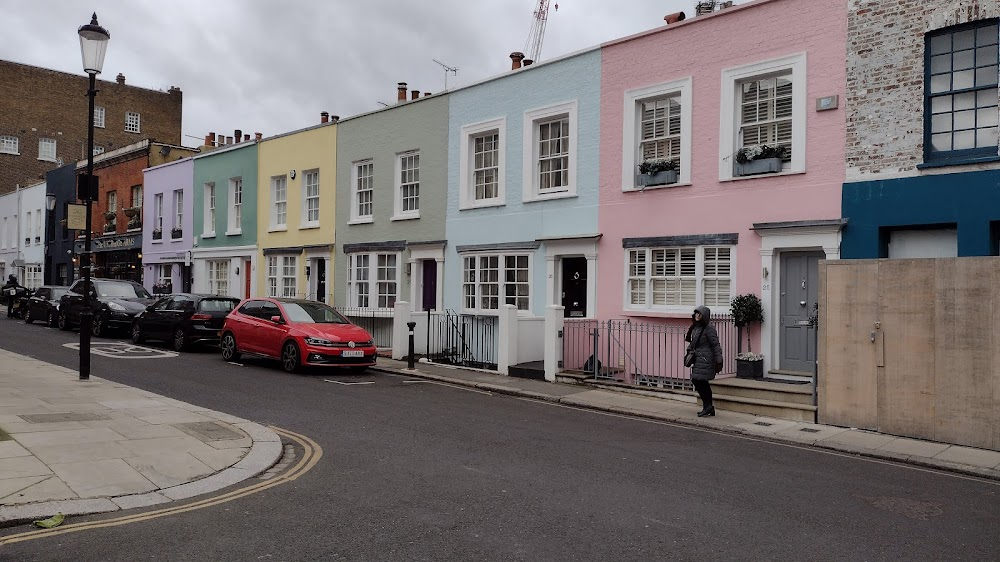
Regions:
[[152, 229, 162, 241], [171, 227, 183, 240], [637, 158, 679, 188], [733, 144, 786, 177]]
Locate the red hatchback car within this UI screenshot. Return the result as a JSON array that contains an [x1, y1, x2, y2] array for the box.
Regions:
[[220, 298, 377, 373]]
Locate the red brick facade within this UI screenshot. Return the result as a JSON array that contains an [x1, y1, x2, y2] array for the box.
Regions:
[[0, 60, 183, 195]]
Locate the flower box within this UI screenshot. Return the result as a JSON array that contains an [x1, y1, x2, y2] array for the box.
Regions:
[[171, 228, 183, 239], [734, 157, 783, 177], [152, 230, 162, 240], [637, 170, 679, 187], [736, 358, 764, 379]]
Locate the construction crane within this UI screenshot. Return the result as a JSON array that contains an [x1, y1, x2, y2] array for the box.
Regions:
[[524, 0, 558, 63]]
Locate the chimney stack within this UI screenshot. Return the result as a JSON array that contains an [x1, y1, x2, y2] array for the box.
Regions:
[[664, 11, 686, 24], [235, 129, 243, 143], [255, 132, 262, 142], [397, 82, 408, 103], [244, 134, 251, 142], [331, 115, 340, 123], [411, 90, 420, 101], [321, 111, 329, 123], [424, 92, 432, 97], [204, 134, 211, 146], [510, 51, 525, 70], [226, 136, 234, 145], [208, 132, 216, 146], [523, 59, 534, 66], [116, 73, 126, 85]]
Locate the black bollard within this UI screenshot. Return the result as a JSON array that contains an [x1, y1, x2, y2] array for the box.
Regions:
[[407, 321, 417, 369]]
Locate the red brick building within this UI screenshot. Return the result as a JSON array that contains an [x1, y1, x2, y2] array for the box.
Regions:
[[0, 59, 183, 195]]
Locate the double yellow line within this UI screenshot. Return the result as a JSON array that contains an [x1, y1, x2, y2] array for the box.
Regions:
[[0, 426, 322, 546]]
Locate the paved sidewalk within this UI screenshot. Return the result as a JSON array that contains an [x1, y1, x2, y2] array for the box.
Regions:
[[0, 349, 282, 524], [373, 358, 1000, 481]]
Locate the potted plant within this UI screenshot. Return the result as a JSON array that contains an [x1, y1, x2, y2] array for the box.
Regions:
[[733, 144, 787, 176], [152, 229, 162, 240], [123, 207, 139, 219], [731, 293, 764, 379], [637, 158, 679, 187], [127, 216, 141, 230], [104, 210, 116, 221]]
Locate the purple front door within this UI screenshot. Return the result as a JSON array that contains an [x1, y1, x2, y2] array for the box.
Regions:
[[422, 260, 437, 312]]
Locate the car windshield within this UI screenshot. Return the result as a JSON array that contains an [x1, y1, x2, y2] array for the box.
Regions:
[[198, 298, 238, 313], [95, 282, 151, 299], [281, 302, 349, 324], [51, 288, 69, 299]]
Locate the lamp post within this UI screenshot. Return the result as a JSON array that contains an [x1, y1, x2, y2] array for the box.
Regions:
[[78, 13, 110, 381]]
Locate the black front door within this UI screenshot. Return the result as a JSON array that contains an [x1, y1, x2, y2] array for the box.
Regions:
[[422, 260, 437, 312], [561, 257, 587, 318], [316, 258, 326, 303]]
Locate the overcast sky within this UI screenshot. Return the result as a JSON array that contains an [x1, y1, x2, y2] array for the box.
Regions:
[[3, 0, 742, 147]]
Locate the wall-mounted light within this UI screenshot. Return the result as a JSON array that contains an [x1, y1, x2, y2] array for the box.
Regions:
[[762, 267, 769, 279], [289, 170, 296, 180], [235, 266, 240, 275], [405, 262, 412, 276], [305, 265, 311, 278]]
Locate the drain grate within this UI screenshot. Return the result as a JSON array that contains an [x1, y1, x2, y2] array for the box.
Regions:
[[754, 421, 774, 427], [20, 412, 110, 423], [800, 428, 821, 433]]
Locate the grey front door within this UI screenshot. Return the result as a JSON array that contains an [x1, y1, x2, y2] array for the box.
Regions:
[[779, 251, 823, 374]]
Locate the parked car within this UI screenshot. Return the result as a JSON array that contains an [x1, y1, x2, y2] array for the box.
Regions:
[[23, 286, 70, 327], [220, 298, 377, 373], [131, 293, 240, 351], [58, 278, 156, 337]]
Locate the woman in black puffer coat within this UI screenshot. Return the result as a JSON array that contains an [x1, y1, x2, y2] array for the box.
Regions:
[[685, 305, 723, 417]]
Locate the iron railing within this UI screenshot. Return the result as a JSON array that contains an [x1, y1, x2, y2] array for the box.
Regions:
[[561, 315, 737, 390], [425, 309, 498, 371], [335, 307, 394, 349]]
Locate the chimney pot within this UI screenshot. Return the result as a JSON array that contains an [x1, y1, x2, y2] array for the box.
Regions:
[[397, 82, 408, 103], [255, 132, 262, 142], [424, 92, 431, 97], [411, 90, 420, 100], [208, 132, 216, 146], [664, 11, 686, 24], [204, 134, 211, 146], [116, 73, 125, 85], [235, 129, 243, 142], [226, 136, 234, 145], [321, 111, 329, 123], [244, 134, 251, 141], [510, 51, 525, 70], [523, 59, 534, 66], [331, 115, 340, 122]]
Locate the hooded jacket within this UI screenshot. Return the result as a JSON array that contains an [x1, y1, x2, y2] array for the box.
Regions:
[[686, 305, 723, 381]]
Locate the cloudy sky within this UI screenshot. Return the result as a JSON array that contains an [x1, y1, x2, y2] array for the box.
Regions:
[[3, 0, 742, 147]]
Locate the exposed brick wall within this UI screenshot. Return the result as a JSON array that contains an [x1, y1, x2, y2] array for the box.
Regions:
[[846, 0, 1000, 180], [0, 60, 182, 194], [81, 151, 149, 237]]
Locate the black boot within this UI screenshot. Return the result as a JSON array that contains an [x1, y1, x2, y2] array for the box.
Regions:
[[698, 405, 715, 417]]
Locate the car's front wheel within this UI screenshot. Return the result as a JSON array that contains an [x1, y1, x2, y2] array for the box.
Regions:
[[23, 308, 32, 324], [92, 312, 106, 338], [46, 310, 56, 328], [220, 332, 241, 362], [57, 312, 71, 331], [172, 328, 186, 352], [131, 321, 145, 344], [281, 341, 300, 374]]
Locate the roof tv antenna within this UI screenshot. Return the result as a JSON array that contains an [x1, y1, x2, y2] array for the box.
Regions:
[[433, 59, 459, 90]]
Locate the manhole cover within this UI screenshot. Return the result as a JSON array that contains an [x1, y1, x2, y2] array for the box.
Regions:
[[754, 421, 773, 426], [20, 412, 111, 423], [800, 428, 821, 433], [858, 495, 944, 520], [174, 422, 245, 441]]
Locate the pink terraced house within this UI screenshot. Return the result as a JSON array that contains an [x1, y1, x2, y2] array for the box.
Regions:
[[595, 0, 847, 380]]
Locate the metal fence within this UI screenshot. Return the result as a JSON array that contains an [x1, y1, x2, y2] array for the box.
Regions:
[[335, 307, 394, 349], [562, 315, 737, 390], [424, 310, 498, 371]]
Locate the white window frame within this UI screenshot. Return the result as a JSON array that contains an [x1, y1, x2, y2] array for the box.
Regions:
[[350, 160, 374, 224], [207, 259, 230, 296], [203, 183, 216, 238], [347, 252, 401, 310], [270, 175, 287, 231], [266, 255, 298, 298], [522, 100, 578, 202], [131, 185, 143, 208], [107, 191, 117, 214], [94, 106, 106, 128], [156, 264, 173, 288], [125, 111, 141, 133], [173, 189, 183, 230], [24, 265, 42, 290], [719, 52, 807, 181], [460, 252, 532, 314], [93, 146, 105, 156], [0, 135, 18, 155], [152, 193, 163, 240], [34, 207, 41, 244], [301, 169, 320, 228], [227, 177, 243, 235], [623, 245, 735, 314], [622, 78, 693, 190], [38, 138, 57, 162], [459, 117, 506, 210], [392, 151, 420, 220]]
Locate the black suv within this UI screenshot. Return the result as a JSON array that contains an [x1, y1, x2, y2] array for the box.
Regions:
[[58, 278, 156, 337]]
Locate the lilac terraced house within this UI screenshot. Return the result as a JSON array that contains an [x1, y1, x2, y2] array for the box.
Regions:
[[143, 157, 195, 295]]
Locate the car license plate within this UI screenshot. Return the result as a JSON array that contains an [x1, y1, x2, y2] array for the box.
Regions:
[[342, 350, 364, 358]]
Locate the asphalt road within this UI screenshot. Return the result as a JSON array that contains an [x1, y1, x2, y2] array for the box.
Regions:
[[0, 316, 997, 561]]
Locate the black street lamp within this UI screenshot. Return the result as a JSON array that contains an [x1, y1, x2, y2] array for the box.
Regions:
[[78, 13, 110, 381]]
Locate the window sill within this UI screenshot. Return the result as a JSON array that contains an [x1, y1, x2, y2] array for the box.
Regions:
[[720, 169, 805, 183], [390, 213, 420, 222], [623, 308, 731, 318], [202, 233, 216, 240], [917, 155, 1000, 169], [37, 157, 58, 163], [348, 217, 374, 225], [524, 191, 576, 203], [225, 229, 242, 236], [268, 226, 288, 233], [0, 152, 19, 156], [623, 182, 693, 193], [460, 200, 505, 211], [151, 239, 163, 245], [126, 228, 141, 233], [299, 223, 320, 230]]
